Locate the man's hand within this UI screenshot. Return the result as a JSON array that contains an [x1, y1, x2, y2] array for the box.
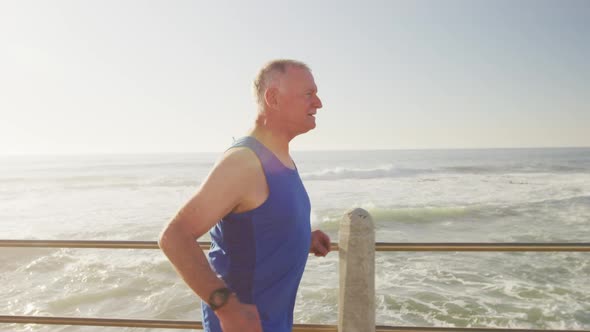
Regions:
[[216, 296, 262, 332], [310, 230, 331, 257]]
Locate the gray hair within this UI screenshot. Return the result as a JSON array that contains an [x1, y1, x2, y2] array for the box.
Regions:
[[253, 59, 310, 111]]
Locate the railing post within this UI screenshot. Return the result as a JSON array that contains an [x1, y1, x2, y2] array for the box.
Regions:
[[338, 208, 375, 332]]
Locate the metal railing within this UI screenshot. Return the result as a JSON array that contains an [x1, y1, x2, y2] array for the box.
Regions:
[[1, 239, 589, 332], [2, 239, 590, 251], [0, 315, 586, 332]]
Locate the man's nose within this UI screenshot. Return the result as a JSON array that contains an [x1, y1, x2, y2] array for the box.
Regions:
[[314, 95, 323, 109]]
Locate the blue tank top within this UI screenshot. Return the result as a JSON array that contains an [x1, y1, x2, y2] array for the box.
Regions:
[[202, 136, 311, 332]]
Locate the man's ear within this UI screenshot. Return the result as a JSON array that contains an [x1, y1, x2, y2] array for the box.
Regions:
[[264, 87, 279, 111]]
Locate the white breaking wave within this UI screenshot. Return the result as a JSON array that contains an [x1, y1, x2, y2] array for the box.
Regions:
[[300, 164, 590, 181], [300, 165, 428, 180]]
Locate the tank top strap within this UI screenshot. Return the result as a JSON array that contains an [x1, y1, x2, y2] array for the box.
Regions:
[[227, 136, 291, 177]]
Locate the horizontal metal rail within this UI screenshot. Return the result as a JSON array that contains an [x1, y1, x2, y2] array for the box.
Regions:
[[1, 315, 587, 332], [1, 239, 590, 251], [2, 241, 589, 332]]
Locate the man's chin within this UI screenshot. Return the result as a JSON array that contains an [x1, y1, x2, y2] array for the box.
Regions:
[[295, 127, 314, 137]]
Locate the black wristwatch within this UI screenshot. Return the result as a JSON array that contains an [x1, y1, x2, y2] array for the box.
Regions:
[[208, 287, 234, 311]]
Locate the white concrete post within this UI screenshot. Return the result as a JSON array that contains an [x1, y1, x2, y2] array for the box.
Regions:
[[338, 208, 375, 332]]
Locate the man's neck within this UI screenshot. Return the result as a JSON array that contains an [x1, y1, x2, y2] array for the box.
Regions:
[[248, 124, 292, 159]]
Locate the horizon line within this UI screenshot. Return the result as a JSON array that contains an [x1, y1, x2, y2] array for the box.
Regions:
[[1, 145, 589, 157]]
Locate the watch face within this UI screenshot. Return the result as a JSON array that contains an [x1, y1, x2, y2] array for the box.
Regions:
[[209, 287, 232, 310], [212, 291, 228, 306]]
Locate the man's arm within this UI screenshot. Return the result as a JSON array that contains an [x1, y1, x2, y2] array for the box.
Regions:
[[158, 148, 262, 331]]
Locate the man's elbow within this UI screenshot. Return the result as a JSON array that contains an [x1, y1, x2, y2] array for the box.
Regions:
[[158, 228, 169, 252], [158, 218, 197, 252], [158, 221, 181, 252]]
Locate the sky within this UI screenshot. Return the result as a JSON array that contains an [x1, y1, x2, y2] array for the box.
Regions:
[[0, 0, 588, 154]]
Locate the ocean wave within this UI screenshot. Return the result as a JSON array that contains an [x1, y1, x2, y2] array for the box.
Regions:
[[300, 165, 428, 180], [0, 175, 203, 190], [4, 162, 587, 186], [368, 206, 475, 223], [300, 163, 590, 181], [524, 195, 590, 207], [442, 164, 590, 174], [315, 195, 590, 226], [316, 205, 479, 226], [5, 160, 214, 173]]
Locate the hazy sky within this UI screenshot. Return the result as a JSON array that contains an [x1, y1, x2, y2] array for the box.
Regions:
[[1, 0, 588, 154]]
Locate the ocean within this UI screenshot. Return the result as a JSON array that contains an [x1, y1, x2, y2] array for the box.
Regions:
[[1, 147, 589, 331]]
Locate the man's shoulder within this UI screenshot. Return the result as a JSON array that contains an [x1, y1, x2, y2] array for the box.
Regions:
[[216, 146, 262, 175]]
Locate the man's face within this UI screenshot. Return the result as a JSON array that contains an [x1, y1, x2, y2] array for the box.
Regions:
[[276, 67, 323, 135]]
